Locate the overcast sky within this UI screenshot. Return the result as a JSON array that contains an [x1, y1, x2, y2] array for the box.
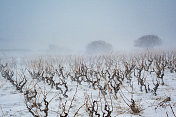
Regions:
[[0, 0, 176, 53]]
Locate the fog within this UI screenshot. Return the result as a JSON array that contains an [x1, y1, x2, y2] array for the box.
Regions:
[[0, 0, 176, 56]]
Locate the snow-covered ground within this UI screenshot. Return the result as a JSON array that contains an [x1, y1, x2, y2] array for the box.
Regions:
[[0, 51, 176, 117]]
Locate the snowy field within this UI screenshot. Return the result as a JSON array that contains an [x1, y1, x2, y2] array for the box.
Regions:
[[0, 50, 176, 117]]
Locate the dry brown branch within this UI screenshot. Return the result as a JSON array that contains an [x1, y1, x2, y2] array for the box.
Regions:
[[166, 112, 169, 117], [169, 104, 176, 117], [0, 105, 4, 117], [67, 84, 78, 114], [119, 90, 141, 114], [155, 97, 171, 110], [74, 103, 86, 117]]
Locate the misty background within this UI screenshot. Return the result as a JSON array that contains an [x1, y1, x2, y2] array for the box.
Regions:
[[0, 0, 176, 56]]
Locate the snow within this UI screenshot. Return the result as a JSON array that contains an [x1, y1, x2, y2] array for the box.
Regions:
[[0, 52, 176, 117]]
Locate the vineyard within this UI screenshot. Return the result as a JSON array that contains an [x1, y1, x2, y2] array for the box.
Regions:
[[0, 50, 176, 117]]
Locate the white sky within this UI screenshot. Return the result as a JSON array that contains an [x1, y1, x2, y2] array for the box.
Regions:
[[0, 0, 176, 53]]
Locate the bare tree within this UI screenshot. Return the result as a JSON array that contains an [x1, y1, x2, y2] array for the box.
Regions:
[[134, 35, 162, 48], [86, 40, 113, 54]]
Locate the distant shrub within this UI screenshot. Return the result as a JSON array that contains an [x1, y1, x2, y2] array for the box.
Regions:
[[134, 35, 162, 48], [86, 40, 112, 54]]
